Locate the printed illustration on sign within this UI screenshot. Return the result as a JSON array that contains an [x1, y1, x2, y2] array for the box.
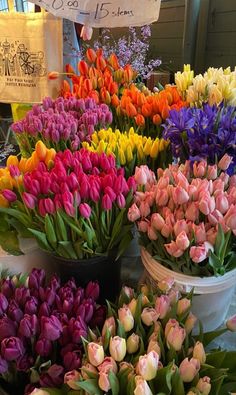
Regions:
[[0, 39, 46, 77]]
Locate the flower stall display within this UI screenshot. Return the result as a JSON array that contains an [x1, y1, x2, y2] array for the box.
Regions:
[[82, 127, 170, 177], [35, 281, 236, 395], [0, 148, 136, 300], [175, 65, 236, 106], [163, 104, 236, 175], [128, 159, 236, 329], [11, 97, 112, 157], [0, 268, 106, 395]]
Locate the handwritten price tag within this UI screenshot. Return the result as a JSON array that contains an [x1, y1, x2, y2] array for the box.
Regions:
[[29, 0, 161, 27]]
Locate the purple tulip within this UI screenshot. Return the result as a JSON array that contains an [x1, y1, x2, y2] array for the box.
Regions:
[[16, 355, 34, 371], [105, 110, 113, 124], [39, 364, 64, 387], [38, 302, 51, 318], [73, 287, 84, 308], [41, 315, 63, 341], [89, 184, 100, 202], [60, 343, 76, 357], [51, 311, 69, 325], [76, 299, 95, 323], [63, 350, 82, 371], [0, 356, 8, 374], [28, 268, 46, 290], [14, 286, 30, 307], [35, 338, 53, 357], [117, 193, 126, 209], [68, 317, 87, 344], [102, 193, 112, 210], [19, 314, 39, 338], [24, 297, 38, 315], [1, 337, 25, 361], [1, 279, 15, 298], [39, 287, 56, 306], [44, 198, 55, 215], [85, 281, 99, 301], [59, 326, 71, 347], [2, 189, 17, 202], [49, 275, 61, 291], [38, 199, 47, 217], [89, 305, 107, 329], [64, 279, 77, 290], [0, 293, 8, 316], [9, 165, 21, 178], [0, 317, 17, 341], [22, 192, 37, 209], [8, 300, 24, 322], [104, 186, 116, 202], [64, 201, 75, 217], [79, 203, 91, 218], [67, 173, 79, 191]]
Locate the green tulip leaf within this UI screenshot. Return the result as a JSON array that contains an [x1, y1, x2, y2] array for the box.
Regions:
[[28, 228, 53, 251], [117, 319, 126, 339], [109, 370, 119, 395], [45, 214, 57, 248], [55, 211, 68, 241], [0, 229, 22, 255], [77, 379, 102, 395]]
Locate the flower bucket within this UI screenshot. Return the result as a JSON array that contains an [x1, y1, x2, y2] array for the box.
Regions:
[[141, 247, 236, 332], [46, 252, 121, 303], [122, 226, 140, 258]]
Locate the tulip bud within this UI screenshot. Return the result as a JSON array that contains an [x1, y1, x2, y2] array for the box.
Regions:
[[226, 315, 236, 332], [127, 334, 140, 354], [64, 370, 81, 390], [35, 338, 53, 357], [19, 314, 39, 338], [48, 71, 60, 80], [98, 371, 110, 392], [109, 336, 126, 362], [85, 281, 99, 301], [158, 277, 175, 293], [179, 357, 200, 382], [141, 307, 159, 326], [196, 376, 211, 395], [128, 298, 137, 316], [81, 362, 98, 379], [193, 341, 206, 364], [79, 203, 91, 218], [147, 338, 161, 356], [41, 315, 62, 341], [166, 320, 186, 351], [118, 306, 134, 332], [177, 298, 191, 316], [134, 376, 153, 395], [136, 351, 159, 381], [102, 317, 116, 338], [185, 312, 197, 334], [0, 293, 8, 316], [155, 295, 170, 319], [87, 342, 105, 366]]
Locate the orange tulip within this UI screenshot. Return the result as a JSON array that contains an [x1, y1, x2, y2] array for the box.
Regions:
[[86, 48, 97, 64], [108, 81, 118, 96], [111, 94, 120, 107], [137, 93, 147, 107], [108, 53, 119, 70], [78, 60, 89, 76], [35, 141, 47, 161], [96, 48, 103, 57], [135, 114, 145, 127], [96, 56, 106, 71], [126, 102, 137, 118], [142, 103, 153, 118], [97, 77, 105, 89], [62, 80, 71, 94], [91, 77, 98, 90], [0, 193, 9, 208], [161, 106, 170, 120], [7, 155, 19, 168], [89, 67, 99, 80], [84, 78, 93, 93], [121, 96, 131, 110], [65, 63, 75, 77], [19, 157, 28, 173], [89, 90, 100, 104], [152, 114, 162, 125], [48, 71, 59, 80], [100, 88, 111, 105], [123, 67, 133, 83]]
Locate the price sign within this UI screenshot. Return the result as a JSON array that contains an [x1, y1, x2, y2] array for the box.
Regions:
[[29, 0, 161, 27]]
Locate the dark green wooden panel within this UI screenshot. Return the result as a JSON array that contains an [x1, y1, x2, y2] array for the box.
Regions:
[[151, 21, 184, 39], [209, 0, 236, 13], [208, 10, 236, 33]]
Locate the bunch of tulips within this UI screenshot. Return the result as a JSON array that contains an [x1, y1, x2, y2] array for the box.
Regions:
[[128, 155, 236, 276], [0, 268, 106, 394], [175, 64, 236, 106], [35, 281, 236, 395], [56, 48, 136, 105], [0, 148, 136, 260], [11, 97, 112, 157], [82, 127, 170, 177], [112, 84, 187, 136]]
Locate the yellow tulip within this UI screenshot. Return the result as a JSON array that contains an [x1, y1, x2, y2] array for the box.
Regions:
[[143, 138, 153, 155], [7, 155, 19, 168], [35, 140, 47, 161], [0, 175, 13, 190], [97, 140, 107, 154], [119, 148, 126, 165], [45, 148, 56, 166], [19, 157, 28, 173], [150, 139, 160, 158], [137, 144, 144, 161], [0, 193, 9, 208], [126, 145, 133, 163], [159, 139, 166, 152]]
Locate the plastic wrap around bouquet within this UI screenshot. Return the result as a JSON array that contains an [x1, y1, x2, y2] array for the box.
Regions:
[[128, 156, 236, 331]]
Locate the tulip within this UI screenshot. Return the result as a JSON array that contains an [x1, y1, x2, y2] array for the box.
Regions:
[[1, 279, 15, 298], [176, 298, 191, 317], [174, 220, 189, 236], [41, 315, 63, 341], [14, 286, 30, 307], [175, 231, 190, 251], [63, 351, 82, 371], [127, 334, 140, 354], [0, 293, 8, 316], [35, 338, 53, 357], [141, 307, 159, 326], [193, 341, 206, 364], [185, 312, 197, 334], [151, 213, 165, 231], [77, 299, 95, 324], [136, 351, 159, 381], [0, 317, 16, 342], [98, 356, 117, 374], [179, 357, 200, 382], [29, 268, 45, 289], [166, 321, 186, 351], [196, 376, 211, 395], [173, 186, 189, 205], [102, 317, 116, 338], [24, 296, 38, 315], [109, 336, 126, 362], [98, 371, 110, 392], [19, 314, 39, 338], [8, 300, 23, 322], [128, 298, 137, 316], [68, 317, 87, 343], [207, 165, 217, 180], [164, 241, 184, 258], [1, 337, 25, 361], [39, 364, 64, 387], [22, 192, 37, 209], [218, 154, 232, 171], [64, 370, 81, 390], [190, 245, 207, 263], [85, 281, 99, 301], [226, 315, 236, 331], [158, 277, 175, 293], [199, 194, 215, 215], [147, 338, 161, 356], [134, 377, 153, 395], [2, 189, 17, 202], [128, 203, 141, 222], [185, 202, 199, 222], [155, 295, 170, 319], [193, 161, 207, 178], [118, 306, 134, 332], [87, 342, 105, 366], [0, 356, 8, 374]]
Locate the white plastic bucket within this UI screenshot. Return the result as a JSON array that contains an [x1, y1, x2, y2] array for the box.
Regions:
[[141, 248, 236, 332]]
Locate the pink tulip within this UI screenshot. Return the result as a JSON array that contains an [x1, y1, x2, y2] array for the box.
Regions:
[[177, 298, 191, 315], [196, 376, 211, 395], [215, 192, 229, 214], [116, 193, 126, 208], [225, 206, 236, 229], [98, 356, 117, 374], [134, 166, 148, 185], [193, 161, 207, 178], [157, 176, 169, 189], [190, 245, 207, 263], [141, 307, 159, 326], [188, 184, 198, 200], [185, 202, 199, 221], [98, 371, 110, 392], [2, 189, 17, 202], [161, 224, 173, 238], [179, 357, 200, 382], [38, 199, 47, 217], [139, 201, 150, 217], [174, 207, 185, 220], [104, 186, 116, 202], [64, 202, 75, 217], [136, 351, 159, 381], [64, 370, 80, 390], [102, 317, 116, 337], [109, 336, 126, 362], [174, 220, 189, 236], [145, 192, 155, 206], [22, 192, 37, 209], [229, 175, 236, 188], [218, 154, 232, 171], [151, 213, 165, 231], [9, 165, 20, 178], [226, 315, 236, 331], [158, 277, 175, 293], [175, 231, 190, 250], [118, 306, 134, 332], [207, 165, 217, 180], [206, 227, 217, 245], [213, 179, 224, 193], [89, 184, 100, 202], [192, 223, 206, 244], [166, 321, 186, 351], [147, 225, 158, 241], [128, 203, 141, 222], [172, 186, 189, 205], [176, 172, 189, 190], [164, 241, 184, 258], [138, 220, 149, 233], [185, 312, 197, 334], [199, 193, 215, 215], [87, 343, 104, 366], [208, 209, 223, 225], [134, 377, 153, 395], [102, 194, 112, 210], [168, 289, 180, 305], [44, 198, 55, 215], [79, 203, 91, 218], [155, 295, 170, 319], [155, 188, 169, 206]]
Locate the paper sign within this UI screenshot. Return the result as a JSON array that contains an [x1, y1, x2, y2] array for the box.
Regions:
[[29, 0, 161, 27]]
